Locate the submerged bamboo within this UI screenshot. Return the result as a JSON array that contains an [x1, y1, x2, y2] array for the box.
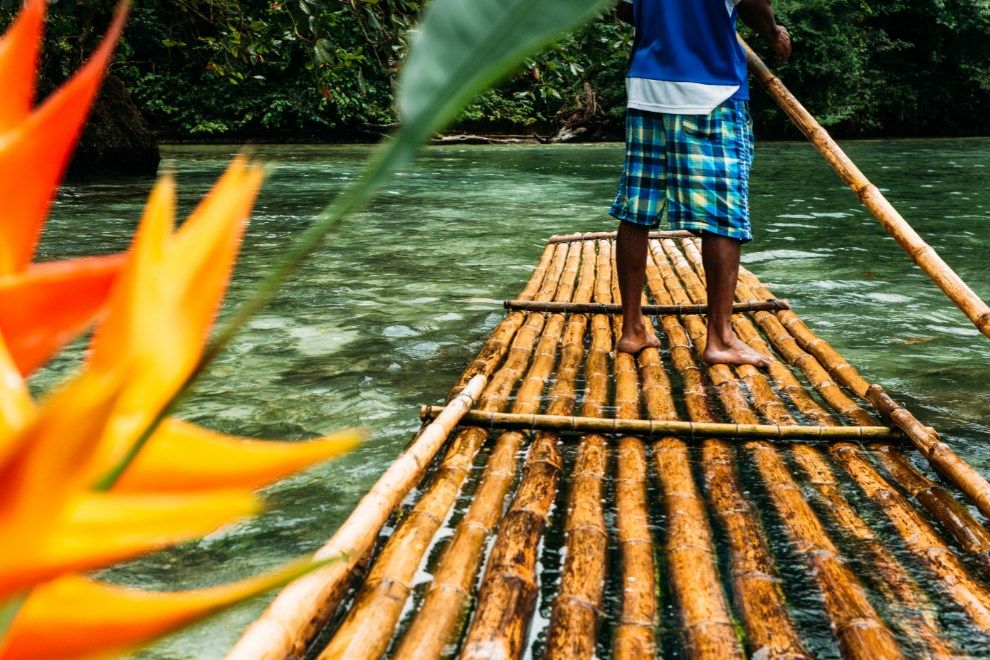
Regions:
[[742, 39, 990, 339], [867, 383, 990, 521], [608, 262, 659, 658], [701, 235, 990, 526], [831, 443, 990, 631], [318, 245, 583, 659], [870, 444, 990, 578], [225, 375, 487, 660], [544, 240, 612, 659], [667, 245, 954, 655], [673, 238, 990, 641], [388, 245, 593, 658], [650, 245, 902, 658], [645, 253, 805, 659]]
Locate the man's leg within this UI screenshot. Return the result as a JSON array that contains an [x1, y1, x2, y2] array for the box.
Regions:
[[700, 232, 770, 367], [616, 220, 660, 354]]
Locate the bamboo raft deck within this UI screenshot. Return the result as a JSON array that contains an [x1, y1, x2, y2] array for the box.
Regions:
[[232, 232, 990, 659]]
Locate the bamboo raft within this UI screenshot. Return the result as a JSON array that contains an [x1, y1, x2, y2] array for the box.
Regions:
[[230, 233, 990, 659]]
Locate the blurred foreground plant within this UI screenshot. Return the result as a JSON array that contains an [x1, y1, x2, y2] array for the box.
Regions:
[[1, 0, 616, 655], [0, 2, 359, 657]]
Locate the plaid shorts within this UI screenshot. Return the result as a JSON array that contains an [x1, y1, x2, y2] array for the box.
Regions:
[[609, 99, 755, 242]]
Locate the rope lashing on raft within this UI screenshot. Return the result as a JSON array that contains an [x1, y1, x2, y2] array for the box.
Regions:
[[502, 298, 790, 315], [418, 406, 904, 442]]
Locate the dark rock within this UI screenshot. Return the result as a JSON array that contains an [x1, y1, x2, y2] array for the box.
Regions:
[[66, 75, 160, 180]]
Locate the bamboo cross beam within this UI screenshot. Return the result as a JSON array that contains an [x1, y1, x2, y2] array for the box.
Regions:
[[742, 38, 990, 339], [418, 406, 902, 442], [548, 229, 693, 244], [502, 298, 790, 315]]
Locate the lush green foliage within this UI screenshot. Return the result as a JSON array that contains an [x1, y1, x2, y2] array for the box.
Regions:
[[10, 0, 990, 137]]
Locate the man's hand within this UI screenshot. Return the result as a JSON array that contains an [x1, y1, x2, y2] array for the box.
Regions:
[[737, 0, 792, 63], [771, 25, 791, 63]]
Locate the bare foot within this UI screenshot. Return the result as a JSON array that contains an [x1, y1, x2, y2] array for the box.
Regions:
[[616, 330, 661, 355], [703, 334, 772, 368]]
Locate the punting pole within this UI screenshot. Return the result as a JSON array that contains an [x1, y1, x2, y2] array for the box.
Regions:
[[225, 374, 487, 660], [742, 38, 990, 339]]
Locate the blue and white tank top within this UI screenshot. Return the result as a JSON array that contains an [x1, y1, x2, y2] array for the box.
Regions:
[[623, 0, 749, 114]]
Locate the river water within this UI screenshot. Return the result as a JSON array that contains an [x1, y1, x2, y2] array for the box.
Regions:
[[36, 139, 990, 657]]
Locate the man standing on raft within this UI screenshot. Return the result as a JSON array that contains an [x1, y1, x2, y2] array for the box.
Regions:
[[612, 0, 791, 365]]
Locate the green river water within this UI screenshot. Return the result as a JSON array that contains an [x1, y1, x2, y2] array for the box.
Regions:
[[35, 139, 990, 658]]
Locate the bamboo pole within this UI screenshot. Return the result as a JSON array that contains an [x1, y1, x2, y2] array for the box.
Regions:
[[225, 375, 487, 660], [699, 235, 990, 534], [870, 444, 990, 578], [867, 384, 990, 521], [502, 298, 789, 315], [417, 407, 900, 442], [831, 443, 990, 632], [318, 245, 583, 659], [548, 229, 693, 243], [459, 242, 600, 659], [673, 239, 990, 641], [405, 242, 588, 660], [448, 242, 564, 400], [650, 245, 903, 658], [608, 259, 659, 658], [669, 247, 955, 656], [644, 254, 805, 659], [544, 240, 612, 659], [665, 238, 876, 426], [742, 39, 990, 339]]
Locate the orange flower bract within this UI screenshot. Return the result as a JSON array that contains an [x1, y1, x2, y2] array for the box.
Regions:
[[0, 2, 360, 657]]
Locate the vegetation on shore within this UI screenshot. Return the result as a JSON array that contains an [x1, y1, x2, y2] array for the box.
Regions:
[[6, 0, 990, 140]]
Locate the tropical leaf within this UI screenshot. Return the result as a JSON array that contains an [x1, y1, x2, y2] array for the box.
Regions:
[[198, 0, 615, 378]]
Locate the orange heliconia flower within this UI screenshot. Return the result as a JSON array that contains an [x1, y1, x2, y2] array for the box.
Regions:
[[0, 2, 360, 657], [0, 0, 126, 379]]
